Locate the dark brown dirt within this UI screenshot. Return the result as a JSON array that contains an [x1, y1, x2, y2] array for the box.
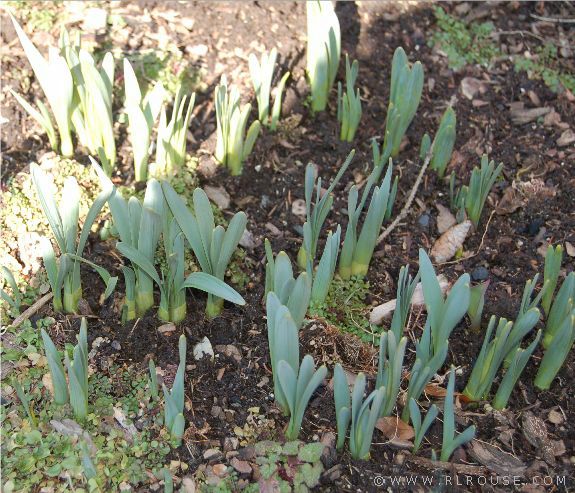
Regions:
[[2, 1, 575, 492]]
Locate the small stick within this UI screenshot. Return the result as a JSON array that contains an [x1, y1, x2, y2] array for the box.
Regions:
[[530, 14, 575, 24], [407, 454, 489, 476], [9, 293, 53, 328], [376, 138, 436, 246], [492, 30, 546, 43]]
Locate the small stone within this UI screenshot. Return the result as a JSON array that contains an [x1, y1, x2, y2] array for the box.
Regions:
[[322, 464, 342, 482], [210, 406, 222, 418], [557, 129, 575, 147], [265, 222, 281, 236], [212, 464, 228, 478], [291, 199, 307, 217], [260, 195, 271, 208], [119, 481, 132, 491], [527, 218, 544, 236], [412, 28, 425, 46], [224, 436, 239, 452], [92, 337, 105, 350], [230, 457, 252, 475], [238, 446, 256, 461], [181, 18, 195, 31], [454, 3, 471, 15], [215, 344, 242, 363], [187, 44, 208, 57], [292, 224, 304, 236], [111, 340, 121, 351], [394, 453, 405, 465], [548, 409, 563, 425], [82, 7, 107, 33], [239, 229, 259, 250], [158, 323, 176, 335], [203, 448, 222, 461], [197, 155, 218, 178], [181, 477, 196, 493], [417, 214, 430, 228], [471, 266, 489, 281]]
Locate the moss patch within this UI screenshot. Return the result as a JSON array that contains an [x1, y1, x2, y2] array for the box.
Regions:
[[309, 276, 381, 344]]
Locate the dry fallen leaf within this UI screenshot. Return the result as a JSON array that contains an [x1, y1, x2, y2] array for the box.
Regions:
[[565, 241, 575, 257], [460, 77, 488, 100], [496, 187, 524, 215], [423, 383, 472, 403], [517, 178, 557, 199], [543, 110, 562, 127], [204, 185, 231, 210], [522, 411, 556, 465], [431, 220, 472, 263], [51, 418, 97, 452], [113, 406, 138, 440], [510, 106, 552, 125], [436, 204, 457, 234], [424, 383, 449, 398], [375, 416, 414, 442], [468, 441, 527, 477], [42, 372, 54, 397], [193, 337, 214, 361], [328, 368, 357, 391]]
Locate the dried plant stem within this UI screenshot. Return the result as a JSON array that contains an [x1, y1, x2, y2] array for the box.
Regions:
[[407, 455, 489, 476], [10, 293, 53, 328], [376, 139, 436, 246], [530, 14, 575, 24]]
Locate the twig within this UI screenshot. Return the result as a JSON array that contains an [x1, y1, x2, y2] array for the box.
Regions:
[[10, 293, 53, 328], [128, 317, 142, 338], [530, 13, 575, 24], [407, 454, 489, 476], [493, 30, 546, 43], [376, 140, 436, 246]]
